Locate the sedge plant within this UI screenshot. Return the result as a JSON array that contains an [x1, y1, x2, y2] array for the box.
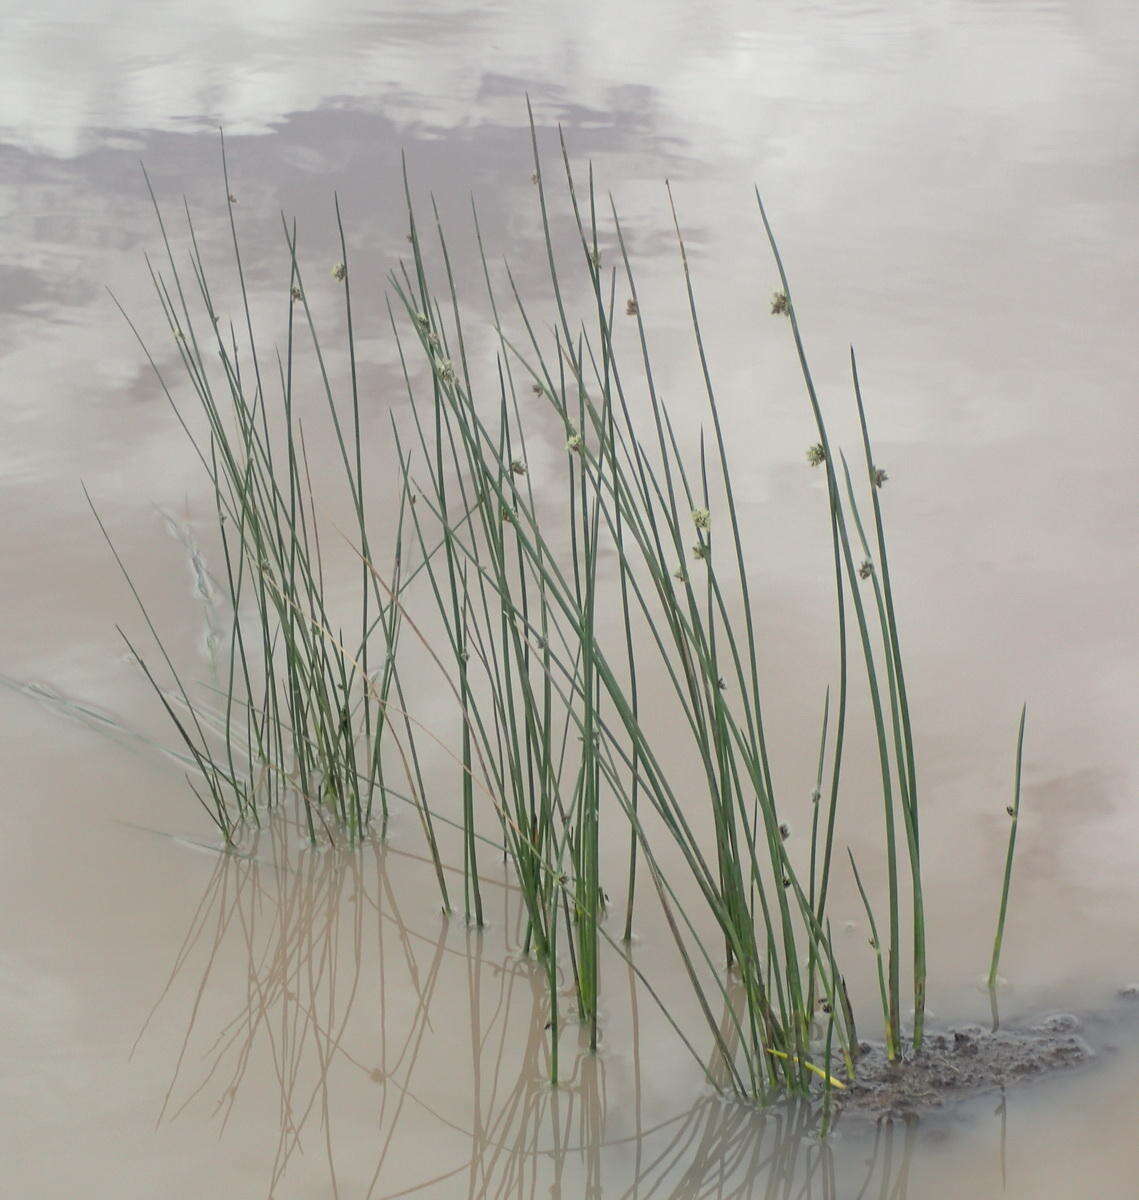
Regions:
[[99, 117, 1029, 1101]]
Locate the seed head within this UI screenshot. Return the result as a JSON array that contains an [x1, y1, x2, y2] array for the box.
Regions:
[[672, 567, 687, 584], [510, 458, 527, 476], [290, 285, 303, 301], [435, 357, 457, 385], [531, 382, 543, 396], [810, 787, 821, 805], [626, 298, 639, 316], [771, 291, 790, 316], [500, 504, 514, 524], [331, 262, 347, 282], [530, 171, 539, 185], [872, 467, 888, 488], [1006, 805, 1016, 818], [858, 560, 874, 580], [412, 310, 429, 329], [691, 542, 707, 561], [716, 677, 727, 691], [227, 192, 238, 204], [566, 432, 583, 454], [779, 822, 791, 840], [806, 443, 826, 468], [691, 507, 711, 531]]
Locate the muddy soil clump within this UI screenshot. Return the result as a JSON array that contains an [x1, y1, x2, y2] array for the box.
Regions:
[[836, 1015, 1092, 1119]]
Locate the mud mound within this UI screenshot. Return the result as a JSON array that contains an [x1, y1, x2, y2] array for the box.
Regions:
[[836, 1015, 1092, 1119]]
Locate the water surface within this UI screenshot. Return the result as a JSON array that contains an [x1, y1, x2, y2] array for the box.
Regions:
[[3, 2, 1138, 1195]]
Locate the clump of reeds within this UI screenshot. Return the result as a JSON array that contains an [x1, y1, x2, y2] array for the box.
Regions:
[[99, 116, 1027, 1102]]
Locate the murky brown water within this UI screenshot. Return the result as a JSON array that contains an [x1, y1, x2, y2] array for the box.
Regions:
[[4, 2, 1139, 1195]]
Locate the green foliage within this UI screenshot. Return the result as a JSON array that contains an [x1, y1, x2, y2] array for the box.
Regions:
[[100, 118, 1023, 1102]]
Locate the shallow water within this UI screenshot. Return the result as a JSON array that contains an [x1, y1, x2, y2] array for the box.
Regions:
[[3, 2, 1138, 1196]]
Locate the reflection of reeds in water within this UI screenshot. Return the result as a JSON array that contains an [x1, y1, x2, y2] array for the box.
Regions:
[[138, 813, 591, 1196], [138, 812, 918, 1198]]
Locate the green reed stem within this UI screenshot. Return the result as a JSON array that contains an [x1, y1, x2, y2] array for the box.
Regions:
[[988, 704, 1028, 991]]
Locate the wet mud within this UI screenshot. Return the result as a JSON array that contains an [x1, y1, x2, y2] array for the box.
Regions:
[[838, 1014, 1096, 1119]]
